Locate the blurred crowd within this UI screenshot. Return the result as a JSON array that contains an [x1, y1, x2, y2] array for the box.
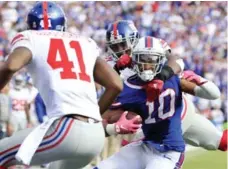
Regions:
[[0, 1, 227, 133]]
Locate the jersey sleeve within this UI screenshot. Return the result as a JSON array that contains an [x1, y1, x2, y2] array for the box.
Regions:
[[10, 31, 34, 56], [109, 92, 126, 110], [88, 38, 101, 59], [109, 83, 132, 110]]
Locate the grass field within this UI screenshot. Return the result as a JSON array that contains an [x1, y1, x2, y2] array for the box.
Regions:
[[183, 149, 227, 169]]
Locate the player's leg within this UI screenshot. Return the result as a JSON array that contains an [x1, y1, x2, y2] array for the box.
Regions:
[[7, 114, 20, 135], [94, 141, 146, 169], [183, 109, 223, 150], [0, 117, 105, 168], [145, 150, 185, 169]]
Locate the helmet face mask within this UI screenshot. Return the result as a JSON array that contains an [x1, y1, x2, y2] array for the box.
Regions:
[[27, 2, 66, 31], [106, 20, 139, 60], [107, 36, 135, 59], [14, 75, 24, 90], [133, 52, 164, 81], [132, 37, 166, 82]]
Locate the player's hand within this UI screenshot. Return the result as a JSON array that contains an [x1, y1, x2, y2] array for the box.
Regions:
[[182, 70, 207, 86], [115, 111, 142, 134], [144, 79, 164, 102], [121, 139, 130, 146], [116, 54, 132, 70]]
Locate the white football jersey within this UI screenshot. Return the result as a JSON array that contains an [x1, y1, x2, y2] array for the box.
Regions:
[[10, 30, 101, 121]]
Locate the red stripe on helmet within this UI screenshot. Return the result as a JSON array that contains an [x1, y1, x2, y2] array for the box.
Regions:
[[42, 1, 49, 30], [147, 36, 151, 47], [113, 22, 118, 39]]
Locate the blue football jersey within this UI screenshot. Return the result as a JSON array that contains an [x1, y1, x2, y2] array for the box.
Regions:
[[110, 74, 185, 152]]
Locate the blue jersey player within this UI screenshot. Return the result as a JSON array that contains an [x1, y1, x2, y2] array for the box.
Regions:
[[94, 37, 198, 169], [103, 20, 226, 154]]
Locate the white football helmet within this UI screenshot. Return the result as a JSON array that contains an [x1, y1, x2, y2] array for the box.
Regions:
[[14, 74, 24, 90], [132, 36, 166, 81]]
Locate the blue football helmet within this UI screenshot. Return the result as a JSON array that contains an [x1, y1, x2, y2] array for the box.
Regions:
[[27, 2, 66, 31], [106, 20, 139, 60]]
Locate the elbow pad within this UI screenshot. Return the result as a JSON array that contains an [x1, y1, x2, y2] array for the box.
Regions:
[[194, 81, 221, 100]]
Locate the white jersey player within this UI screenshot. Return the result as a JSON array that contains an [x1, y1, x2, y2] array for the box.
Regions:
[[8, 74, 31, 135], [0, 2, 123, 169], [103, 20, 227, 152]]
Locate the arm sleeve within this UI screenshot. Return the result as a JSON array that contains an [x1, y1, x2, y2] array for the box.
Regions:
[[194, 80, 221, 100]]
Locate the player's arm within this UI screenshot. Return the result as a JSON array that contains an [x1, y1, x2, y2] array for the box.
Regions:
[[180, 77, 220, 100], [155, 56, 183, 82], [0, 47, 32, 90], [94, 57, 123, 114], [182, 70, 221, 100], [102, 109, 142, 137], [25, 102, 32, 127], [180, 79, 197, 95]]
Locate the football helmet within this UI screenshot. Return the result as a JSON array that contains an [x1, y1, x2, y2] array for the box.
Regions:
[[27, 2, 66, 31], [14, 74, 24, 90], [132, 36, 166, 81], [106, 20, 139, 60]]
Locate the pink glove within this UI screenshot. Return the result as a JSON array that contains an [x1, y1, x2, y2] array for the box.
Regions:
[[115, 111, 142, 134], [121, 139, 130, 146], [143, 79, 164, 102], [116, 54, 132, 70], [182, 70, 207, 86]]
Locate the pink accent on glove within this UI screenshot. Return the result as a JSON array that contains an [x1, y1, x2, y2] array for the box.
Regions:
[[182, 70, 207, 86], [121, 139, 130, 146], [116, 54, 132, 70], [144, 79, 164, 102], [115, 111, 142, 134]]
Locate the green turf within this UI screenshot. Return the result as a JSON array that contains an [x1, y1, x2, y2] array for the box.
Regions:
[[183, 149, 227, 169], [223, 122, 228, 130]]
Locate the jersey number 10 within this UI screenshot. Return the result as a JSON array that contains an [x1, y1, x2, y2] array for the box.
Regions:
[[47, 38, 91, 82], [145, 89, 176, 124]]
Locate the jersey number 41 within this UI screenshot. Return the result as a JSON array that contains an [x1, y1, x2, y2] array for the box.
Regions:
[[47, 38, 91, 82]]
